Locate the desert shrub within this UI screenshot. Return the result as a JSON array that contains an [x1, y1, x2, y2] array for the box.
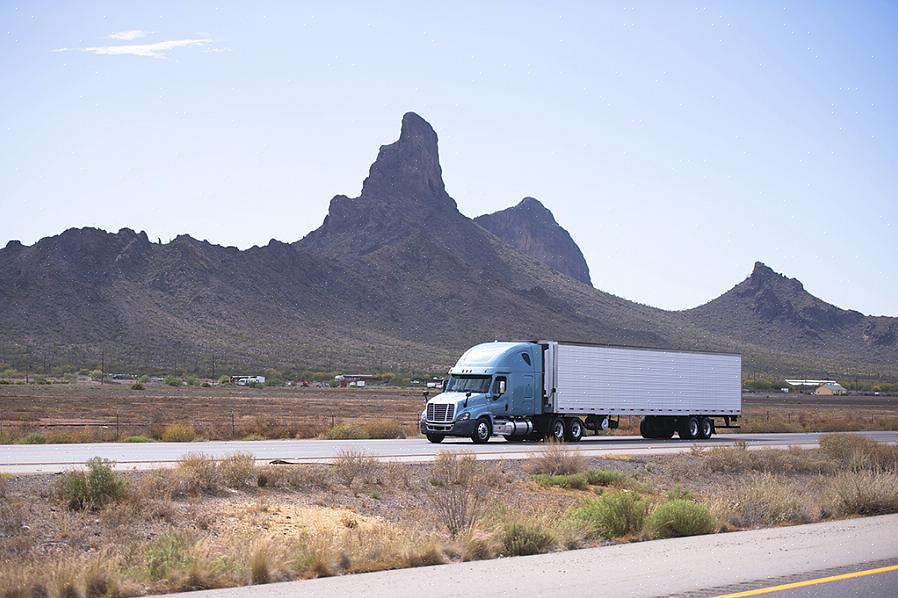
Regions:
[[725, 473, 812, 528], [130, 382, 145, 391], [362, 420, 407, 439], [820, 433, 898, 473], [427, 452, 490, 538], [186, 375, 199, 387], [532, 473, 589, 490], [585, 469, 628, 487], [704, 445, 829, 475], [164, 375, 182, 387], [177, 453, 222, 494], [219, 453, 256, 489], [501, 520, 558, 556], [145, 530, 192, 581], [241, 433, 267, 441], [647, 499, 716, 538], [829, 470, 898, 515], [138, 374, 150, 384], [0, 474, 7, 498], [568, 491, 650, 539], [332, 449, 380, 486], [162, 423, 197, 442], [201, 382, 211, 388], [60, 458, 126, 511], [524, 441, 588, 475], [666, 485, 696, 502], [124, 435, 155, 443], [20, 432, 47, 444], [319, 423, 368, 440]]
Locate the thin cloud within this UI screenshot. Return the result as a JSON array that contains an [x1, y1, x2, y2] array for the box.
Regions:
[[108, 30, 148, 41], [53, 38, 212, 59]]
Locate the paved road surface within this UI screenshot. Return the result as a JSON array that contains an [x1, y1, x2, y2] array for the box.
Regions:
[[152, 514, 898, 598], [1, 431, 895, 473]]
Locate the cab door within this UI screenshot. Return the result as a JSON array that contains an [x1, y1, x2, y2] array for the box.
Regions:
[[512, 374, 534, 415]]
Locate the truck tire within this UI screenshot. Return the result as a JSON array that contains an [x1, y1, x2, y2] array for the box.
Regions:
[[426, 434, 445, 444], [548, 417, 566, 442], [639, 418, 649, 439], [656, 418, 676, 439], [472, 417, 491, 444], [699, 417, 714, 439], [565, 418, 584, 442], [503, 435, 526, 442], [678, 416, 700, 440]]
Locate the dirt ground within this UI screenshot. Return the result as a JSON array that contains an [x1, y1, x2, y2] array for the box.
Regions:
[[1, 384, 897, 442]]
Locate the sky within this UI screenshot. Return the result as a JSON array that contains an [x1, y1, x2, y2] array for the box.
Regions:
[[1, 1, 896, 316]]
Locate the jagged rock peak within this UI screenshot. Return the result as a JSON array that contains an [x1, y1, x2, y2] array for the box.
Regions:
[[475, 197, 592, 286], [748, 261, 804, 290], [358, 112, 455, 210]]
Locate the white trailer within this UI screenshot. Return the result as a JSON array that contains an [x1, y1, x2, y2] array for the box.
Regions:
[[543, 341, 741, 440]]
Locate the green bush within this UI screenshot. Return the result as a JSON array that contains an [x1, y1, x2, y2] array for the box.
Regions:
[[666, 485, 696, 502], [646, 499, 716, 538], [501, 520, 558, 556], [319, 423, 368, 440], [60, 457, 126, 511], [124, 435, 155, 443], [218, 375, 231, 385], [145, 531, 191, 581], [186, 375, 199, 386], [532, 473, 589, 490], [161, 423, 197, 442], [164, 375, 182, 387], [138, 374, 150, 384], [130, 382, 145, 390], [568, 491, 650, 539], [585, 469, 627, 487]]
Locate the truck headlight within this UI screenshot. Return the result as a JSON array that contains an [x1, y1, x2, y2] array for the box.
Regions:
[[420, 410, 426, 421], [457, 412, 470, 422]]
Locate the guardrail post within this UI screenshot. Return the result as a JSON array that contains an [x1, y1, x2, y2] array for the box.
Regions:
[[231, 413, 236, 439]]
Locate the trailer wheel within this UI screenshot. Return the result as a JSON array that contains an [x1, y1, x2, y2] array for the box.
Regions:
[[565, 418, 584, 442], [548, 417, 566, 442], [639, 418, 649, 439], [678, 416, 699, 440], [699, 417, 714, 439], [655, 418, 676, 439], [472, 418, 491, 444], [426, 434, 445, 444]]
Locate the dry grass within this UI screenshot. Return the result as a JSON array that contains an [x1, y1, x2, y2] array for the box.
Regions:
[[161, 423, 198, 442], [332, 450, 381, 487], [714, 473, 816, 528], [829, 470, 898, 515], [524, 441, 588, 475], [426, 453, 492, 538]]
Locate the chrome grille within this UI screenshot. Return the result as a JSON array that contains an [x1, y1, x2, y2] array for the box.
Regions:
[[427, 403, 456, 422]]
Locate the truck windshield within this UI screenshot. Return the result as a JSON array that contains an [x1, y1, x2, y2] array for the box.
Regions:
[[445, 375, 491, 394]]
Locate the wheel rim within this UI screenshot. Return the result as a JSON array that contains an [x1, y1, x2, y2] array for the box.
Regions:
[[478, 422, 489, 440], [571, 421, 582, 438], [702, 420, 712, 437], [553, 421, 564, 439], [689, 420, 699, 437]]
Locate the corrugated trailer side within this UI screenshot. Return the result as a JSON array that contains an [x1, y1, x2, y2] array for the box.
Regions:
[[551, 343, 741, 416]]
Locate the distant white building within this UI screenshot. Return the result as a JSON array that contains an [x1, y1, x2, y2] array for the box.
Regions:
[[815, 382, 847, 396], [231, 375, 266, 386]]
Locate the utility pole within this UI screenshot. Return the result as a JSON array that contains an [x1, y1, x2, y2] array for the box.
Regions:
[[101, 350, 105, 385]]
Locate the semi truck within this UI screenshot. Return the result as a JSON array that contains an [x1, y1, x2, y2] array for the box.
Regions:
[[420, 341, 741, 443]]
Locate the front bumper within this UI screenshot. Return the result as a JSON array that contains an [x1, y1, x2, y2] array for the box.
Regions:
[[420, 418, 476, 436]]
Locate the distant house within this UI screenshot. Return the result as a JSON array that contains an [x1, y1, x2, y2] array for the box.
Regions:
[[815, 382, 847, 396], [231, 375, 266, 386]]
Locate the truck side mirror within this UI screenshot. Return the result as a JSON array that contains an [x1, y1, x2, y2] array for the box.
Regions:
[[492, 379, 506, 398]]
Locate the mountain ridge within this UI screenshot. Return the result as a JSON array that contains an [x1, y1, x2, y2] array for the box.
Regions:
[[1, 113, 895, 378]]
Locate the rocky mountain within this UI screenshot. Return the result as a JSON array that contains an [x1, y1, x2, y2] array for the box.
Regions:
[[684, 262, 898, 374], [0, 113, 895, 379], [475, 197, 592, 285]]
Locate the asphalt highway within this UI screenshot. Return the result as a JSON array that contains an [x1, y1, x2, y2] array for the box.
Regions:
[[151, 513, 898, 598], [1, 430, 895, 473]]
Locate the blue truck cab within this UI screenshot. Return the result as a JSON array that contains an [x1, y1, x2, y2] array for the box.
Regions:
[[420, 342, 541, 443]]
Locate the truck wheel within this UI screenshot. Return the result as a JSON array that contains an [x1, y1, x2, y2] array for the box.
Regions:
[[678, 416, 699, 440], [565, 418, 584, 442], [503, 435, 525, 442], [699, 417, 714, 439], [548, 417, 566, 442], [656, 418, 676, 439], [426, 434, 445, 443], [472, 418, 491, 444], [639, 418, 649, 439]]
